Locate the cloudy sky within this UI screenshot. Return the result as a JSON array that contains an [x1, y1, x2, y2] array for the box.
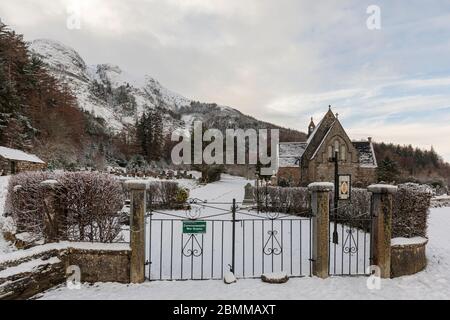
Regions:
[[1, 0, 450, 161]]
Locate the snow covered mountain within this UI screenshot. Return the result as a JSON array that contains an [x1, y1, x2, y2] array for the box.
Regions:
[[29, 39, 284, 137]]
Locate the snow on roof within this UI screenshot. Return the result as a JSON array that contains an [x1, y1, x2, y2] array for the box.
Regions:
[[278, 142, 307, 167], [0, 146, 45, 164], [352, 141, 377, 168]]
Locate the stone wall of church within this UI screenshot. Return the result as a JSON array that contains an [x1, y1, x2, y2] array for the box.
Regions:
[[304, 162, 376, 187], [277, 167, 301, 186]]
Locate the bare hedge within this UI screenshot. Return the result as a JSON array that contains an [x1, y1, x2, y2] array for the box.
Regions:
[[58, 172, 124, 242], [146, 181, 189, 210], [5, 171, 124, 243], [250, 186, 310, 215], [5, 172, 53, 237]]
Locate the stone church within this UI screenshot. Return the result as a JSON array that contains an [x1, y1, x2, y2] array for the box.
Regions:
[[276, 107, 377, 187]]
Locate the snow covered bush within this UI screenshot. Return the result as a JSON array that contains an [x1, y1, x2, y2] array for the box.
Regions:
[[333, 185, 431, 238], [5, 171, 54, 236], [146, 181, 189, 209], [5, 171, 124, 243], [251, 186, 310, 215], [252, 183, 431, 238], [58, 172, 124, 242], [392, 183, 432, 238], [126, 155, 149, 172]]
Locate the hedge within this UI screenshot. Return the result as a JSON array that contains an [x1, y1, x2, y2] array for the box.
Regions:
[[252, 183, 431, 238], [250, 186, 311, 216], [5, 171, 124, 243]]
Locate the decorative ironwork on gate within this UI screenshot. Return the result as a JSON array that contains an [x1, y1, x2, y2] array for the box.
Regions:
[[328, 201, 373, 276], [145, 197, 313, 281]]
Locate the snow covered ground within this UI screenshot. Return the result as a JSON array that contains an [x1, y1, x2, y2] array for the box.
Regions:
[[33, 207, 450, 300], [1, 173, 448, 299], [32, 174, 450, 300], [0, 176, 14, 255]]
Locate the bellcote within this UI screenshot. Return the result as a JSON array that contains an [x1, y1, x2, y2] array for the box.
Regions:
[[308, 117, 316, 138]]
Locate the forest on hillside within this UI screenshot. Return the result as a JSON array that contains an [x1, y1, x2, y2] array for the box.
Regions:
[[0, 24, 173, 169], [374, 142, 450, 186]]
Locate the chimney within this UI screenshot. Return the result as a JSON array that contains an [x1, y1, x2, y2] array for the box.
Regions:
[[368, 137, 372, 143]]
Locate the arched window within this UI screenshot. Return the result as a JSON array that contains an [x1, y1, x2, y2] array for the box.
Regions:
[[328, 145, 333, 159], [334, 140, 339, 157], [340, 144, 346, 161]]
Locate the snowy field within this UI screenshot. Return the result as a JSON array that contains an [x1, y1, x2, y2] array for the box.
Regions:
[[31, 174, 450, 300]]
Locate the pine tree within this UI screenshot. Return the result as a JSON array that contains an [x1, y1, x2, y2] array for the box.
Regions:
[[377, 156, 400, 183], [136, 108, 164, 162]]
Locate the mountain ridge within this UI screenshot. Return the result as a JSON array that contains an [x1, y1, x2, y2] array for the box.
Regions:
[[30, 38, 303, 140]]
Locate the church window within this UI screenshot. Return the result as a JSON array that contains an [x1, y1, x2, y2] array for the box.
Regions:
[[334, 140, 339, 156], [341, 144, 346, 161]]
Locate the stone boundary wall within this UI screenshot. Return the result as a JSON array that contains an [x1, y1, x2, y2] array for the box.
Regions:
[[391, 237, 428, 278], [0, 242, 130, 300]]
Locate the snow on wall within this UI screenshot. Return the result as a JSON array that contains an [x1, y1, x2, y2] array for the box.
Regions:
[[0, 242, 130, 265], [391, 237, 428, 246], [0, 257, 61, 278]]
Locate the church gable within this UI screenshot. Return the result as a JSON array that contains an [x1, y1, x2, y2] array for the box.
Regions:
[[310, 119, 359, 164], [302, 107, 336, 161]]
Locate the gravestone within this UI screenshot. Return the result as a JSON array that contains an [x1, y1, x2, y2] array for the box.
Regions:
[[242, 183, 255, 205]]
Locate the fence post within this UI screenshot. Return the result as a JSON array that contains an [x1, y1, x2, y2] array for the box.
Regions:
[[231, 198, 236, 274], [368, 184, 398, 278], [308, 182, 333, 279], [40, 180, 61, 243], [125, 180, 149, 284]]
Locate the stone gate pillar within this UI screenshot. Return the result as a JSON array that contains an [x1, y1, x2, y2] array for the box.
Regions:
[[368, 184, 398, 278], [40, 180, 61, 243], [125, 180, 148, 283], [308, 182, 333, 279]]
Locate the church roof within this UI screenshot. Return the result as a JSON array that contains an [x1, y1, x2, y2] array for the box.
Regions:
[[352, 141, 378, 168], [277, 108, 377, 168], [278, 142, 307, 168]]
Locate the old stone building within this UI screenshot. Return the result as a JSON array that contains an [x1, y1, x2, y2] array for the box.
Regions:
[[276, 107, 377, 187], [0, 146, 46, 175]]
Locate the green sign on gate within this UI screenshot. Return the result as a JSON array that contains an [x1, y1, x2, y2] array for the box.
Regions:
[[183, 221, 207, 234]]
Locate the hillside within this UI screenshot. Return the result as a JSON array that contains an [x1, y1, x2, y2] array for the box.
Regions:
[[0, 25, 305, 169], [29, 39, 305, 141], [374, 142, 450, 186]]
